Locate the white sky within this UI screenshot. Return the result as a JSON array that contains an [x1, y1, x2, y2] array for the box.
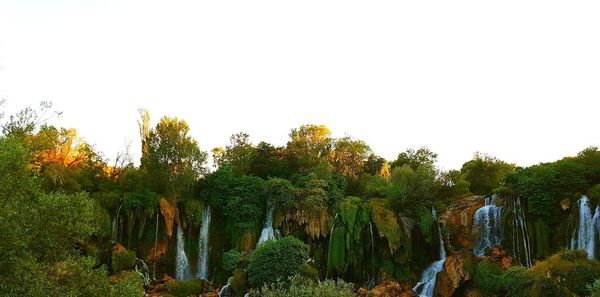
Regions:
[[0, 0, 599, 170]]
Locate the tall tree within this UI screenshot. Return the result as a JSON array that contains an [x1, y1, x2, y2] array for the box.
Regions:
[[141, 116, 207, 200], [391, 147, 438, 170], [286, 124, 333, 173], [461, 152, 515, 195]]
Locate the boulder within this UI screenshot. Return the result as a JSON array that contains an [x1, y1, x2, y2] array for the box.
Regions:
[[487, 246, 514, 270], [356, 279, 417, 297], [439, 196, 484, 250], [434, 252, 474, 297]]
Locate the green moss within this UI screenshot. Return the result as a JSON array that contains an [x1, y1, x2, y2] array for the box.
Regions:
[[299, 262, 319, 281], [326, 227, 346, 274], [534, 219, 550, 258], [369, 199, 402, 253], [166, 279, 202, 297], [231, 268, 247, 296]]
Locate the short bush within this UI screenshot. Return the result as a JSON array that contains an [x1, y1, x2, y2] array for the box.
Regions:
[[473, 260, 504, 294], [166, 279, 202, 297], [111, 271, 144, 297], [222, 249, 243, 272], [111, 249, 136, 272], [259, 275, 354, 297], [246, 236, 309, 288], [588, 279, 600, 297]]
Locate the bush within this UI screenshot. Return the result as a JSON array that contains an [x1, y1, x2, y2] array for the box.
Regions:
[[501, 266, 533, 297], [111, 271, 144, 297], [588, 279, 600, 297], [222, 249, 243, 272], [247, 236, 309, 288], [259, 275, 354, 297], [166, 279, 202, 297], [111, 249, 137, 272], [473, 260, 504, 294]]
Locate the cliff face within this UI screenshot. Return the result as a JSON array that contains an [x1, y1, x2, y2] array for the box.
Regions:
[[439, 196, 484, 251]]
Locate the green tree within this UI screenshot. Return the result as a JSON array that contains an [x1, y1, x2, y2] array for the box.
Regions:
[[391, 147, 437, 170], [141, 116, 208, 200], [461, 153, 515, 195], [286, 124, 333, 173], [247, 236, 309, 287]]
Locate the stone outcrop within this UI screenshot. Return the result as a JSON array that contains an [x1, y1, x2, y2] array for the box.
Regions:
[[159, 198, 175, 238], [434, 252, 474, 297], [486, 246, 514, 269], [439, 196, 484, 250], [356, 279, 417, 297]]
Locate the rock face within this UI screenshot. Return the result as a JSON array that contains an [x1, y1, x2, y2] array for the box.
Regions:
[[433, 252, 473, 297], [356, 279, 417, 297], [488, 246, 514, 269], [439, 196, 484, 251]]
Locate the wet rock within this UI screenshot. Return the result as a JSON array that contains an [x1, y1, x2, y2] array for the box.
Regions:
[[439, 196, 484, 250], [487, 246, 514, 269], [356, 279, 417, 297], [434, 252, 474, 297]]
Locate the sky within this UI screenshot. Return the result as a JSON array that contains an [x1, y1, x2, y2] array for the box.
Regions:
[[0, 0, 599, 170]]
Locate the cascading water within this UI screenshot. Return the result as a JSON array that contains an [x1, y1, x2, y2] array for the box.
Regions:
[[112, 203, 123, 241], [413, 208, 446, 297], [219, 277, 232, 297], [570, 196, 600, 259], [175, 224, 192, 280], [509, 197, 532, 267], [473, 194, 503, 256], [197, 205, 212, 279], [258, 207, 276, 244]]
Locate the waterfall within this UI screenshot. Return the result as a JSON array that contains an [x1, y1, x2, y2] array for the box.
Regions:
[[570, 196, 600, 259], [197, 205, 212, 279], [175, 224, 192, 280], [258, 207, 276, 244], [413, 208, 447, 297], [112, 203, 123, 241], [325, 213, 339, 279], [473, 194, 503, 257], [510, 197, 532, 267], [219, 277, 232, 297], [135, 258, 152, 285]]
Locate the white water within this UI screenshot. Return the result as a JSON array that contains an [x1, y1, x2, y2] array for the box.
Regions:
[[473, 195, 503, 256], [197, 205, 212, 279], [111, 203, 123, 241], [511, 197, 532, 267], [219, 277, 232, 297], [258, 207, 276, 244], [175, 224, 192, 280], [571, 196, 600, 259], [413, 208, 447, 297]]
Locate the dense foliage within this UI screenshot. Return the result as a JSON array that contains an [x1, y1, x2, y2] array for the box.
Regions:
[[2, 102, 600, 297]]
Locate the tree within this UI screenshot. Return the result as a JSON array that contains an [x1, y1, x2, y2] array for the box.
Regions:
[[247, 236, 309, 287], [286, 125, 333, 173], [388, 164, 437, 215], [329, 137, 371, 181], [213, 132, 257, 175], [461, 153, 515, 195], [141, 116, 207, 200], [391, 147, 437, 170]]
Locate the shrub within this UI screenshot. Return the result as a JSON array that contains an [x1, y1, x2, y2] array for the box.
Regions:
[[111, 249, 136, 272], [473, 260, 504, 294], [222, 249, 242, 272], [529, 249, 600, 296], [501, 266, 534, 297], [165, 279, 202, 297], [259, 275, 354, 297], [247, 236, 309, 287], [111, 271, 144, 297], [588, 279, 600, 297]]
